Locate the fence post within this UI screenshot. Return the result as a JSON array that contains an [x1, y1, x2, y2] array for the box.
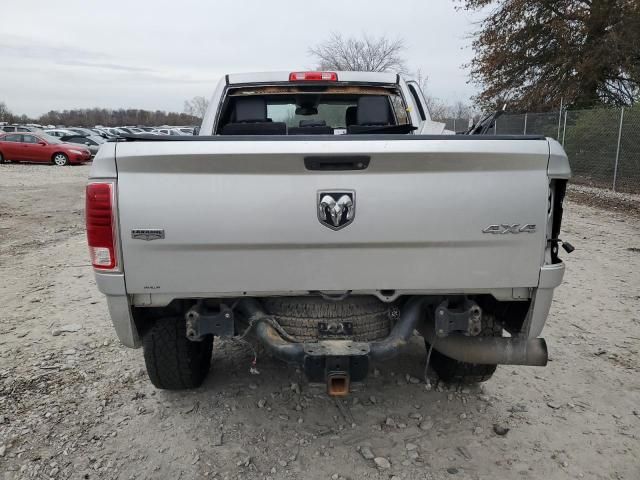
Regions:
[[557, 98, 563, 139], [613, 107, 625, 192], [453, 118, 456, 132], [523, 113, 528, 134], [561, 110, 567, 146], [494, 119, 497, 135]]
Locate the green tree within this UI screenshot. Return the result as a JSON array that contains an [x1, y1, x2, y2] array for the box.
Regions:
[[461, 0, 640, 110]]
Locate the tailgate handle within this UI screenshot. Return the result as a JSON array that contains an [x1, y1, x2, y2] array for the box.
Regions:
[[304, 156, 370, 171]]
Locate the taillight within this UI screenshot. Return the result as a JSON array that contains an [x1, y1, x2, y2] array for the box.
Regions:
[[86, 182, 117, 270], [289, 71, 338, 82]]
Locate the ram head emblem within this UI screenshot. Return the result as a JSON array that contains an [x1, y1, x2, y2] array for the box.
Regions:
[[317, 191, 356, 230]]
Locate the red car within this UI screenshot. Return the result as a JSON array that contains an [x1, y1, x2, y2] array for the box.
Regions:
[[0, 132, 92, 166]]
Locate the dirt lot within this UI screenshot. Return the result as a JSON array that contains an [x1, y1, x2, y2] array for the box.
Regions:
[[1, 163, 639, 480]]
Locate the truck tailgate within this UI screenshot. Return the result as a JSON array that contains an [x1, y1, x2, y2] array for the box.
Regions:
[[115, 138, 550, 295]]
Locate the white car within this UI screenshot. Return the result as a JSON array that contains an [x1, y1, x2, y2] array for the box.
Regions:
[[151, 128, 188, 136], [101, 128, 125, 137]]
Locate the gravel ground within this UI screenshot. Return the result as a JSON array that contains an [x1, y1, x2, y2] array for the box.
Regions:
[[1, 163, 639, 480], [568, 184, 640, 219]]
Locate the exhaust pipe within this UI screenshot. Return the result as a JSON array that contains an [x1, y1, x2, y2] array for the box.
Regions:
[[236, 297, 429, 364], [236, 298, 305, 364], [369, 296, 428, 361], [237, 296, 548, 368], [420, 317, 548, 366]]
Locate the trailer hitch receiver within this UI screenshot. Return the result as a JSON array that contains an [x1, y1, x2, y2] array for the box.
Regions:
[[327, 371, 350, 397], [303, 341, 369, 394]]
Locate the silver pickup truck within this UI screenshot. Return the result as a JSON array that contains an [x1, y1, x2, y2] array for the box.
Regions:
[[87, 71, 571, 396]]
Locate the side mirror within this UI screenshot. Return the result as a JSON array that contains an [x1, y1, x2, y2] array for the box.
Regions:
[[38, 141, 46, 146]]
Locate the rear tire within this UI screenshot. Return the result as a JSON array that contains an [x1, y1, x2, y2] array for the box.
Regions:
[[0, 152, 4, 163], [426, 314, 501, 384], [52, 153, 69, 166], [142, 316, 213, 390]]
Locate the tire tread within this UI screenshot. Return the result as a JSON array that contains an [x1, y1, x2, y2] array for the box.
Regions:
[[142, 316, 213, 390]]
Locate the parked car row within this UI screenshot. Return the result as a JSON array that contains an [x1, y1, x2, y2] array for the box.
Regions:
[[0, 132, 92, 165], [1, 123, 197, 138], [0, 123, 197, 166], [0, 124, 42, 133], [91, 126, 195, 137]]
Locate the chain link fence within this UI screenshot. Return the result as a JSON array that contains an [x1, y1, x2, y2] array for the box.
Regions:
[[438, 106, 640, 194]]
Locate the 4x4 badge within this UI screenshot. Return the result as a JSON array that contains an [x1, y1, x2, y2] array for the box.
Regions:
[[317, 191, 355, 230], [482, 224, 536, 234]]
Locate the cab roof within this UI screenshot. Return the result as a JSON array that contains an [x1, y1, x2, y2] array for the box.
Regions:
[[226, 71, 400, 85]]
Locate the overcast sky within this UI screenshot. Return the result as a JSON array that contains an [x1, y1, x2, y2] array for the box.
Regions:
[[1, 0, 481, 117]]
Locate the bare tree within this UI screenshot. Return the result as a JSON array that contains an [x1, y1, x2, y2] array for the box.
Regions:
[[38, 108, 199, 127], [423, 97, 449, 121], [414, 69, 429, 95], [309, 33, 407, 73], [0, 101, 13, 122], [444, 101, 472, 120], [184, 96, 210, 118], [414, 70, 450, 120], [414, 70, 477, 122]]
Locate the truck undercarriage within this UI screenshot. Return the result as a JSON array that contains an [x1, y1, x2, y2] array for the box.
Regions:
[[133, 293, 548, 396]]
